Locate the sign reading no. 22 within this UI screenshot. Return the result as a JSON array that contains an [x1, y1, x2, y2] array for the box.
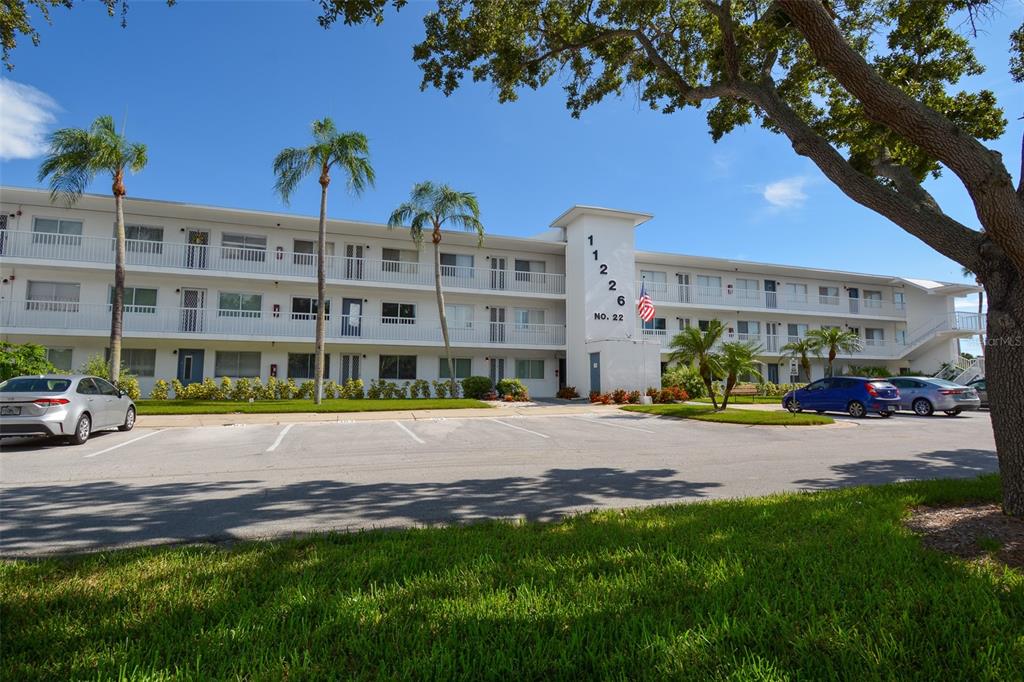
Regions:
[[589, 234, 626, 321]]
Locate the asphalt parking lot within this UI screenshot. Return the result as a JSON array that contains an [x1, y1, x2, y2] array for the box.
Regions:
[[0, 409, 997, 557]]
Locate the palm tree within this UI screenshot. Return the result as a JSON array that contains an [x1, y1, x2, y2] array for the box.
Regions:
[[807, 327, 862, 377], [38, 115, 147, 384], [388, 182, 484, 395], [668, 320, 725, 409], [780, 337, 818, 383], [963, 265, 986, 351], [719, 341, 764, 410], [273, 118, 374, 404]]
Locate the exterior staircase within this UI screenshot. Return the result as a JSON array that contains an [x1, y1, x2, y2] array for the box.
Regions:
[[935, 355, 985, 385]]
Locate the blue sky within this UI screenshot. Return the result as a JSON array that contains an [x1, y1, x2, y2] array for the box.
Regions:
[[1, 0, 1020, 301]]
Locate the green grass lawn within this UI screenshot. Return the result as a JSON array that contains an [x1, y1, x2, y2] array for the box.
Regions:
[[2, 476, 1021, 679], [692, 395, 782, 404], [135, 398, 491, 415], [623, 403, 834, 425]]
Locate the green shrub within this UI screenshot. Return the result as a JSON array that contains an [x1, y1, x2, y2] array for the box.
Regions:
[[461, 375, 493, 400], [662, 364, 707, 399], [117, 374, 141, 400], [0, 342, 56, 381], [171, 379, 186, 399], [432, 380, 449, 399], [322, 380, 338, 400], [216, 376, 231, 400], [496, 378, 528, 401], [844, 365, 892, 378], [556, 386, 579, 399], [79, 354, 140, 398], [148, 379, 169, 400], [367, 380, 382, 400], [342, 378, 364, 399], [297, 380, 315, 400], [409, 379, 431, 398], [263, 376, 279, 400], [278, 378, 297, 400]]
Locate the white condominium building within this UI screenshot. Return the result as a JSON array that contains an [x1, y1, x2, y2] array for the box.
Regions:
[[0, 187, 982, 397]]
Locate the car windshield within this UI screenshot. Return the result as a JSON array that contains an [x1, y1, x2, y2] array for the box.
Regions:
[[0, 378, 71, 393]]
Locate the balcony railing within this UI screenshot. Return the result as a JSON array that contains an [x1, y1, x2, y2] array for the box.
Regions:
[[0, 231, 566, 295], [641, 329, 909, 358], [637, 280, 906, 318], [1, 301, 566, 347]]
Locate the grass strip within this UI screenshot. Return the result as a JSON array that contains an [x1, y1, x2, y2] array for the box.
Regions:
[[691, 395, 782, 404], [136, 398, 491, 415], [622, 403, 834, 425], [2, 476, 1019, 679]]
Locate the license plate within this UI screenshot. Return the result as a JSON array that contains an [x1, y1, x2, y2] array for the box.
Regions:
[[0, 406, 21, 416]]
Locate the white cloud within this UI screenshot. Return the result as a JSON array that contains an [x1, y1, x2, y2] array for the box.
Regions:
[[762, 176, 809, 209], [0, 79, 59, 161]]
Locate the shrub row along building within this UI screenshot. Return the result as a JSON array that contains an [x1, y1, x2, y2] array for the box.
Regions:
[[0, 186, 982, 397]]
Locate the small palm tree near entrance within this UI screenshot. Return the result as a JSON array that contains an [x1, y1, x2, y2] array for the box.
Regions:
[[719, 341, 764, 410], [388, 182, 484, 395], [807, 327, 862, 377], [668, 320, 725, 409], [38, 115, 147, 384], [273, 118, 375, 404], [780, 337, 818, 383]]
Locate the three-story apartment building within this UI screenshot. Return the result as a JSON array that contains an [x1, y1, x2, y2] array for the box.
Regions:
[[0, 187, 982, 397]]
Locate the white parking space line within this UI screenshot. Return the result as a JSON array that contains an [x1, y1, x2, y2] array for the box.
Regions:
[[489, 418, 551, 439], [394, 420, 425, 444], [575, 416, 655, 434], [266, 423, 295, 452], [83, 429, 164, 458]]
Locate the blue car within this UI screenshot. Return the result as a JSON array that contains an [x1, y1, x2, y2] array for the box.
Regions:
[[782, 377, 901, 418]]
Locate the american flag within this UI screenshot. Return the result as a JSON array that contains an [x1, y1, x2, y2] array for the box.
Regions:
[[637, 282, 656, 323]]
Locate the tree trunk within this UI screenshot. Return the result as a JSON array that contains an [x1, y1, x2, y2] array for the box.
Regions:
[[721, 375, 735, 410], [433, 231, 457, 396], [313, 176, 329, 405], [982, 261, 1024, 516], [827, 350, 836, 377], [109, 187, 126, 385], [703, 367, 718, 410], [801, 356, 811, 383]]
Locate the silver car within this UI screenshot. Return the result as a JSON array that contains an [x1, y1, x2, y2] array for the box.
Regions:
[[889, 376, 981, 416], [0, 375, 136, 444], [968, 378, 988, 407]]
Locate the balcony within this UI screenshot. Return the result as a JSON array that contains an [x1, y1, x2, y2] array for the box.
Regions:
[[0, 231, 566, 296], [0, 301, 567, 348], [640, 329, 908, 359], [637, 281, 906, 318]]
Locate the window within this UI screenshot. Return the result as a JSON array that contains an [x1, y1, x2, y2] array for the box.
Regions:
[[515, 259, 547, 282], [696, 275, 722, 290], [818, 286, 839, 304], [94, 377, 120, 396], [218, 292, 262, 317], [32, 217, 82, 245], [46, 348, 73, 371], [445, 304, 474, 329], [642, 317, 667, 333], [214, 351, 261, 378], [679, 318, 691, 330], [221, 233, 267, 261], [895, 329, 907, 345], [439, 357, 472, 379], [382, 302, 416, 324], [440, 253, 474, 277], [341, 354, 361, 382], [735, 278, 759, 303], [26, 281, 80, 311], [287, 353, 330, 379], [109, 286, 157, 313], [293, 239, 334, 266], [863, 290, 883, 308], [76, 378, 99, 395], [514, 308, 545, 327], [894, 292, 906, 310], [382, 247, 418, 273], [291, 297, 330, 320], [379, 354, 416, 380], [641, 270, 668, 294], [698, 320, 711, 332], [737, 321, 760, 338], [515, 359, 545, 380], [122, 224, 164, 254], [787, 323, 809, 339], [785, 283, 808, 303], [865, 328, 885, 345], [106, 348, 156, 377]]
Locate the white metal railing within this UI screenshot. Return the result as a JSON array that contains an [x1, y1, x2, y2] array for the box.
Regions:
[[637, 280, 907, 318], [1, 301, 566, 347], [643, 329, 929, 359], [0, 231, 566, 295]]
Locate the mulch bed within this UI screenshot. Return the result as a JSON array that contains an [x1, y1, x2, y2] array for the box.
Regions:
[[904, 504, 1024, 570]]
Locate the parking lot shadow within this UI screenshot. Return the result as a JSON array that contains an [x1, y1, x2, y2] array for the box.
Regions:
[[793, 448, 997, 490], [0, 468, 722, 556]]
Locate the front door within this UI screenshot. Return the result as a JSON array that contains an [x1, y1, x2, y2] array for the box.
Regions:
[[490, 257, 507, 290], [765, 322, 779, 352], [767, 363, 779, 384], [490, 307, 506, 343], [489, 358, 505, 385], [678, 273, 690, 303], [345, 244, 364, 280], [186, 229, 209, 269], [764, 280, 777, 308], [558, 357, 567, 389], [590, 352, 601, 394], [180, 288, 206, 333], [177, 349, 204, 385], [341, 298, 362, 337], [848, 287, 860, 314]]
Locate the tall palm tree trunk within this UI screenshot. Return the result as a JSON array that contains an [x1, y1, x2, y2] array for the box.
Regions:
[[801, 355, 811, 383], [109, 179, 126, 384], [432, 230, 457, 395], [313, 174, 329, 404]]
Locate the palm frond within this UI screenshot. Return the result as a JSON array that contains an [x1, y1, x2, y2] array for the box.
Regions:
[[126, 142, 148, 173], [312, 117, 338, 146], [272, 147, 314, 205]]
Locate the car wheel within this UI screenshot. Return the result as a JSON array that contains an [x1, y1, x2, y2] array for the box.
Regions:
[[944, 409, 962, 417], [786, 398, 802, 413], [847, 401, 867, 418], [70, 413, 91, 445], [119, 406, 136, 432], [913, 398, 934, 416]]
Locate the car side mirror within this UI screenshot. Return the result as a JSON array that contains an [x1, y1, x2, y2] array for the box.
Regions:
[[119, 389, 128, 398]]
